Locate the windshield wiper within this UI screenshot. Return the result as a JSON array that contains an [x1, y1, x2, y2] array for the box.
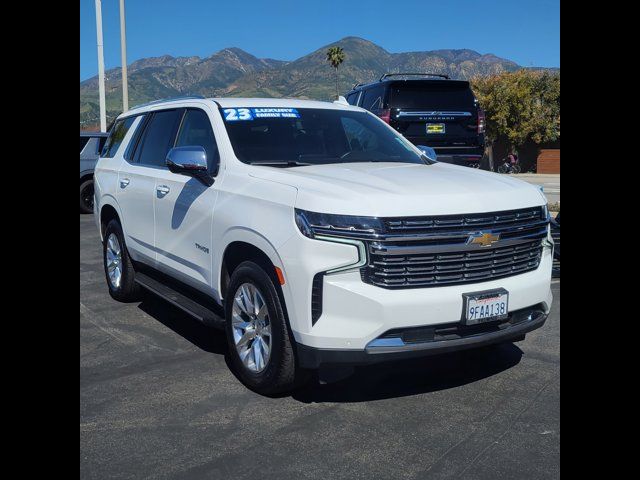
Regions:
[[248, 161, 313, 167]]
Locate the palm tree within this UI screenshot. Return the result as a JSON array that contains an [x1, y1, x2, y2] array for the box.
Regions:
[[326, 46, 346, 99]]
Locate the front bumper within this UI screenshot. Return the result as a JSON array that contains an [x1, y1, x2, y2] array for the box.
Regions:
[[277, 219, 554, 361], [296, 303, 547, 368]]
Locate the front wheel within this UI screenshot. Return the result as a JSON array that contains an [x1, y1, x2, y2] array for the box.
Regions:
[[224, 261, 308, 395], [512, 164, 521, 174], [497, 164, 509, 174]]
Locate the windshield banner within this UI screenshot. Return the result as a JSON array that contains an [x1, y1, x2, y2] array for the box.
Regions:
[[223, 108, 301, 121]]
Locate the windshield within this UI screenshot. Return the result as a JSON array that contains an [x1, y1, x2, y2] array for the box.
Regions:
[[220, 107, 426, 166]]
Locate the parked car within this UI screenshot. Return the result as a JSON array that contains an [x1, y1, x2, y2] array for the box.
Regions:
[[94, 96, 553, 395], [345, 73, 486, 168], [80, 131, 109, 213]]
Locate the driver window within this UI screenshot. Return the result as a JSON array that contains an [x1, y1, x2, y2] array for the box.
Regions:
[[175, 109, 220, 175]]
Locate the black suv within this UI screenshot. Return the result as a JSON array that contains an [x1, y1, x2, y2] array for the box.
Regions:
[[345, 73, 486, 168]]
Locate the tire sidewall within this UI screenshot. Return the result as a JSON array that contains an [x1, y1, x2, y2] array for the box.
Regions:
[[224, 262, 289, 391], [80, 179, 94, 213], [103, 220, 135, 301]]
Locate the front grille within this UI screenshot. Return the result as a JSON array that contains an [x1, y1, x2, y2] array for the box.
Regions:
[[362, 207, 547, 289], [550, 218, 560, 276], [384, 208, 543, 237]]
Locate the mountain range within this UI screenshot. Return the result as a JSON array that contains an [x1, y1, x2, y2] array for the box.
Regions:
[[80, 36, 556, 127]]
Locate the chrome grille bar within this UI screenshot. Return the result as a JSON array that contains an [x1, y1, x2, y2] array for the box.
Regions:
[[360, 207, 547, 289]]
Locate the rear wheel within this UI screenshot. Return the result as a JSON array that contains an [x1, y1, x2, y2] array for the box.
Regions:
[[103, 219, 141, 302], [497, 164, 509, 174], [224, 261, 308, 395], [512, 164, 521, 174], [80, 178, 94, 213]]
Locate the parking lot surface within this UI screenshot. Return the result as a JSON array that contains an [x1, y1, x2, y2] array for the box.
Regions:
[[514, 174, 560, 204], [80, 214, 560, 480]]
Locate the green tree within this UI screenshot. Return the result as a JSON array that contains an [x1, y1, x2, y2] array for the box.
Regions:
[[326, 46, 346, 99], [470, 70, 560, 150]]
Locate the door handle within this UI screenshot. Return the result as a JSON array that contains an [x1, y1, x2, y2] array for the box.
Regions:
[[156, 185, 170, 195], [120, 178, 130, 189]]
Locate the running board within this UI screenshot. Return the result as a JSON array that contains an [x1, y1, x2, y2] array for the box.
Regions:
[[134, 272, 225, 329]]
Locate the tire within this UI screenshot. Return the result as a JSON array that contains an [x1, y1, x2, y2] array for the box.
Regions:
[[80, 178, 94, 214], [103, 219, 141, 302], [497, 164, 509, 174], [512, 165, 521, 174], [224, 261, 308, 395]]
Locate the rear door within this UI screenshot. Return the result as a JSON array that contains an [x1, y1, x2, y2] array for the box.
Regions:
[[389, 80, 479, 147], [117, 109, 183, 265]]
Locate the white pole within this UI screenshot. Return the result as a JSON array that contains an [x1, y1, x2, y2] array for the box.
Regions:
[[119, 0, 128, 112], [95, 0, 107, 131]]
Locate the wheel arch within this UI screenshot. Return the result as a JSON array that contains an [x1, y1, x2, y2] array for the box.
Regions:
[[219, 234, 284, 302], [80, 170, 94, 184], [99, 197, 124, 241]]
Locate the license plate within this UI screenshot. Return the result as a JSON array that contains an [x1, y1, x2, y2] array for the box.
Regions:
[[462, 288, 509, 325], [426, 123, 445, 134]]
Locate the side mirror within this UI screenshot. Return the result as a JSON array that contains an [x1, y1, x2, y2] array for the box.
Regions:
[[416, 145, 438, 162], [166, 146, 214, 186]]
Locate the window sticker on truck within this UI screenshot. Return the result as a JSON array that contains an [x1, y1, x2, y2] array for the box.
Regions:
[[223, 108, 300, 121]]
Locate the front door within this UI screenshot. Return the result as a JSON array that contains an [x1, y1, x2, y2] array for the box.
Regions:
[[153, 107, 221, 292]]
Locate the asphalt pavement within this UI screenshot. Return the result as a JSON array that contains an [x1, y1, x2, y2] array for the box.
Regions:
[[80, 214, 560, 480]]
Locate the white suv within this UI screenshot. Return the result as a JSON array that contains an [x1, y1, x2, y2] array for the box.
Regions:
[[94, 96, 553, 394]]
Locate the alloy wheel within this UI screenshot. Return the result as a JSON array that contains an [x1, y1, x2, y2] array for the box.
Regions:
[[231, 283, 272, 373], [106, 233, 123, 289]]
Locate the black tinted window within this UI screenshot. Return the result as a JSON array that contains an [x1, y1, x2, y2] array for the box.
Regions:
[[97, 136, 108, 154], [80, 136, 90, 153], [175, 109, 220, 174], [346, 92, 360, 106], [361, 86, 385, 111], [390, 83, 475, 109], [102, 117, 136, 157], [134, 110, 182, 167]]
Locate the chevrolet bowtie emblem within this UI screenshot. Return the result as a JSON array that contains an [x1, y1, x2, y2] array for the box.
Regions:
[[468, 232, 500, 247]]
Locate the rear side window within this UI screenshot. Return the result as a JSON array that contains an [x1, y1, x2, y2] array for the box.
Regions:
[[97, 136, 108, 154], [361, 86, 386, 111], [174, 109, 220, 174], [390, 83, 476, 110], [80, 136, 90, 153], [134, 110, 182, 167], [346, 92, 360, 106], [101, 117, 136, 157]]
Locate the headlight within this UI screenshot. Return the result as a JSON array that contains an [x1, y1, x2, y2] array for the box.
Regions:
[[295, 209, 383, 239], [294, 209, 375, 273]]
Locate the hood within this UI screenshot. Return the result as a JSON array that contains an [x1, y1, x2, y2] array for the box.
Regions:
[[249, 162, 546, 217]]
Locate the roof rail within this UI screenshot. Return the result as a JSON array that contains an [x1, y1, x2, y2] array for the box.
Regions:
[[379, 73, 450, 81], [129, 95, 206, 110], [351, 82, 364, 90]]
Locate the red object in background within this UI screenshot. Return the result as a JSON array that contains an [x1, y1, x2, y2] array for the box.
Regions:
[[376, 109, 391, 124]]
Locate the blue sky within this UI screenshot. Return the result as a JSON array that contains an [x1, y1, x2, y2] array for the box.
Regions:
[[80, 0, 560, 81]]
